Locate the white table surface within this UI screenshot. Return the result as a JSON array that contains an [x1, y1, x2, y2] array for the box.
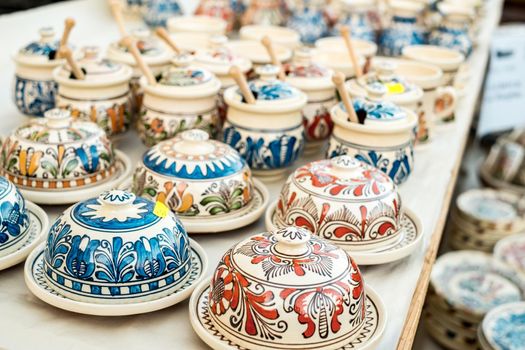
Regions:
[[0, 1, 503, 349]]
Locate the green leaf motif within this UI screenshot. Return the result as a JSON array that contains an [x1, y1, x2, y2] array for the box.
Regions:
[[62, 159, 79, 177], [41, 160, 58, 178], [200, 195, 226, 206]]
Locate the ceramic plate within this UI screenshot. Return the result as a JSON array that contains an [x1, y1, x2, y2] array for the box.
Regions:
[[494, 234, 525, 274], [20, 150, 132, 205], [24, 238, 207, 316], [189, 279, 387, 350], [481, 302, 525, 350], [480, 161, 525, 196], [265, 201, 423, 265], [0, 201, 48, 270], [423, 312, 480, 350]]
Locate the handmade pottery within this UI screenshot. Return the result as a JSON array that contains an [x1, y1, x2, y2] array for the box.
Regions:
[[53, 46, 133, 136], [429, 2, 474, 57], [138, 54, 221, 146], [494, 234, 525, 275], [13, 27, 65, 117], [333, 0, 377, 42], [241, 0, 285, 26], [284, 48, 335, 153], [286, 0, 328, 44], [380, 0, 426, 57], [0, 109, 131, 204], [190, 225, 386, 350], [311, 50, 366, 79], [167, 15, 228, 37], [239, 24, 301, 49], [106, 28, 173, 115], [226, 39, 292, 71], [314, 36, 378, 73], [481, 302, 525, 350], [132, 129, 269, 233], [327, 84, 418, 184], [142, 0, 183, 27], [24, 189, 208, 314], [222, 65, 307, 178], [195, 0, 235, 32]]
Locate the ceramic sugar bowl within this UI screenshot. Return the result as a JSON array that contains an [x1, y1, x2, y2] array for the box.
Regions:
[[138, 54, 221, 146], [223, 65, 307, 178], [13, 27, 65, 117], [190, 226, 387, 349], [0, 109, 131, 205], [327, 84, 418, 185], [24, 189, 208, 315], [53, 46, 133, 136], [132, 129, 269, 233], [284, 48, 336, 153]]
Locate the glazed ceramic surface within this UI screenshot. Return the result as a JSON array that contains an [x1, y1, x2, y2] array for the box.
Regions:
[[429, 3, 474, 57], [241, 0, 285, 26], [195, 0, 235, 32], [239, 24, 301, 48], [226, 39, 292, 69], [41, 189, 192, 303], [333, 0, 377, 42], [0, 108, 118, 192], [13, 27, 65, 117], [205, 226, 369, 349], [312, 50, 366, 79], [167, 15, 228, 37], [481, 302, 525, 350], [138, 56, 221, 146], [223, 65, 307, 176], [314, 36, 378, 73], [327, 85, 418, 184], [0, 176, 31, 257], [54, 47, 133, 136], [142, 0, 182, 27], [494, 234, 525, 275], [286, 0, 328, 44]]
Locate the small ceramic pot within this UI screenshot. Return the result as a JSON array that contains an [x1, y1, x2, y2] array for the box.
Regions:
[[380, 0, 426, 57], [222, 65, 307, 178], [333, 0, 378, 41], [138, 54, 221, 146], [142, 0, 183, 27], [54, 47, 133, 136], [42, 189, 191, 303], [12, 27, 65, 117], [284, 48, 336, 153], [226, 39, 292, 75], [239, 24, 301, 48], [167, 15, 227, 37], [429, 2, 474, 57], [0, 108, 117, 191], [274, 156, 404, 252], [0, 176, 31, 257], [195, 0, 235, 32], [286, 0, 328, 44], [314, 36, 378, 73], [207, 226, 368, 349], [327, 84, 418, 184], [106, 28, 173, 116]]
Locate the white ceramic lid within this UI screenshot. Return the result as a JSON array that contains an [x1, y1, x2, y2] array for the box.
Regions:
[[193, 36, 252, 76], [481, 302, 525, 350], [314, 37, 378, 58], [285, 48, 333, 91], [402, 45, 465, 72], [14, 27, 64, 67], [372, 57, 443, 90], [226, 39, 292, 65], [167, 15, 227, 35], [239, 25, 301, 48]]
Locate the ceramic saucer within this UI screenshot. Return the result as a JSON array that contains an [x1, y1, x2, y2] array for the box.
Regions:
[[20, 150, 132, 205], [481, 302, 525, 350], [494, 234, 525, 274], [24, 238, 207, 316], [265, 201, 423, 265], [189, 279, 387, 350], [0, 201, 48, 271]]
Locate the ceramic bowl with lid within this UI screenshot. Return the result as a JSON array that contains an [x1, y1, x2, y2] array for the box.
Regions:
[[239, 24, 301, 48], [138, 54, 221, 146], [314, 36, 378, 73], [13, 27, 65, 117], [54, 46, 133, 136], [480, 302, 525, 350], [327, 84, 418, 185], [132, 129, 269, 233], [0, 108, 131, 205], [312, 49, 366, 79], [24, 189, 208, 315], [223, 64, 307, 178], [284, 48, 335, 153], [167, 15, 228, 37], [190, 226, 387, 350]]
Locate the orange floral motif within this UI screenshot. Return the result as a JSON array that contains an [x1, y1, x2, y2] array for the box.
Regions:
[[158, 182, 195, 214], [19, 148, 43, 177], [150, 119, 164, 134]]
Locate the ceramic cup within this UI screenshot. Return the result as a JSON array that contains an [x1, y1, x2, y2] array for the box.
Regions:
[[0, 176, 31, 257], [239, 24, 301, 48]]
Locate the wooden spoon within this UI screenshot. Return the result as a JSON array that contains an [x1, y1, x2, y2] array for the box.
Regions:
[[229, 65, 256, 104], [340, 26, 363, 78], [120, 36, 157, 85], [58, 46, 85, 80], [109, 0, 127, 37], [332, 72, 358, 123], [261, 36, 286, 80], [155, 27, 181, 54], [60, 18, 75, 48]]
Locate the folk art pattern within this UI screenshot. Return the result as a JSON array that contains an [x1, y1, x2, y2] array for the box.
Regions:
[[13, 76, 57, 117], [0, 177, 30, 253]]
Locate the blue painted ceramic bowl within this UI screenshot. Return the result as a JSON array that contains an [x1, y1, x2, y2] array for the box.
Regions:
[[0, 176, 31, 257], [43, 189, 192, 304]]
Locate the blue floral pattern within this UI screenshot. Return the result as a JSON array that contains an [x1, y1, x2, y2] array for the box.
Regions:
[[0, 177, 29, 250], [287, 8, 327, 44], [380, 16, 426, 57], [491, 311, 525, 349], [429, 26, 472, 57], [333, 11, 376, 42], [248, 81, 296, 101], [142, 0, 182, 27], [13, 76, 57, 117]]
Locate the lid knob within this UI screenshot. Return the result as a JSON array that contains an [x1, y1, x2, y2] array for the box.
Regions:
[[131, 27, 151, 40], [173, 129, 214, 155], [376, 61, 396, 81], [180, 129, 209, 142], [331, 155, 361, 170], [293, 47, 313, 65], [99, 190, 136, 206], [172, 53, 194, 67], [82, 46, 100, 60], [39, 27, 55, 43], [209, 35, 228, 49], [44, 108, 71, 128], [256, 64, 280, 81], [274, 227, 311, 256], [366, 82, 387, 101]]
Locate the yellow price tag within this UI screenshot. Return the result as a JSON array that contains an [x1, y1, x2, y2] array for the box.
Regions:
[[153, 201, 169, 218], [385, 82, 405, 95]]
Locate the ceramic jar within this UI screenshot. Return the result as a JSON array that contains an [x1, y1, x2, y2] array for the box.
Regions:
[[53, 47, 133, 136], [0, 109, 118, 192], [167, 15, 228, 37], [223, 65, 307, 178], [42, 189, 191, 303], [286, 0, 328, 44], [239, 24, 301, 48], [142, 0, 183, 27], [12, 27, 65, 117], [106, 28, 173, 116], [284, 48, 336, 153], [314, 36, 378, 73], [0, 176, 31, 257], [380, 0, 426, 56], [241, 0, 285, 26], [206, 226, 368, 349], [195, 0, 235, 32], [138, 54, 221, 146], [333, 0, 377, 41], [429, 2, 474, 57], [327, 84, 418, 184]]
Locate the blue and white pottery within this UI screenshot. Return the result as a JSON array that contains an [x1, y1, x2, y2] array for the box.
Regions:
[[333, 0, 377, 42], [380, 0, 427, 57], [12, 27, 64, 117], [429, 3, 474, 57], [327, 84, 418, 185], [482, 302, 525, 350], [286, 0, 328, 44], [41, 190, 192, 304], [0, 176, 31, 257], [223, 65, 307, 178], [142, 0, 183, 27]]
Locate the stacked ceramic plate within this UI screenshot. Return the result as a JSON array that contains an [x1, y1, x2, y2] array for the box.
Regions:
[[494, 233, 525, 275], [449, 189, 525, 252], [424, 250, 525, 350], [478, 302, 525, 350]]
